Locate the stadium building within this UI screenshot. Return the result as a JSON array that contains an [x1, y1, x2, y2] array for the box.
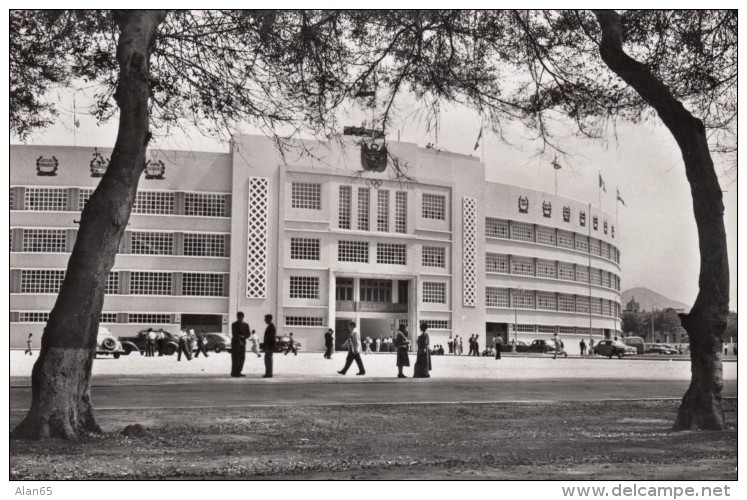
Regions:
[[10, 132, 622, 350]]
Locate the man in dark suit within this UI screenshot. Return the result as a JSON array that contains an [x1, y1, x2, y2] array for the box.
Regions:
[[324, 328, 334, 359], [262, 314, 276, 378], [231, 312, 250, 377]]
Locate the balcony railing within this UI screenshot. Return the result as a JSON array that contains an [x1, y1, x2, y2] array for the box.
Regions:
[[336, 301, 408, 313]]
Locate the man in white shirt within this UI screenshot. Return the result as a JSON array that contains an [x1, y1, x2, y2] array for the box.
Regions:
[[337, 321, 365, 376]]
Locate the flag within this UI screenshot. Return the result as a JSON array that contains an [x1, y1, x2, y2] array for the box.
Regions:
[[474, 127, 482, 151], [598, 173, 607, 192], [74, 117, 80, 128], [617, 187, 626, 206]]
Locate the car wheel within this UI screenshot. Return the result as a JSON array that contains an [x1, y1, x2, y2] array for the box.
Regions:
[[102, 337, 117, 350], [113, 353, 120, 359], [163, 344, 176, 356], [123, 345, 132, 355], [214, 345, 222, 353]]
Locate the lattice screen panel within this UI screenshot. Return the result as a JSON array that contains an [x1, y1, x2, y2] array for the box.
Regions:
[[246, 177, 269, 298], [462, 197, 477, 307]]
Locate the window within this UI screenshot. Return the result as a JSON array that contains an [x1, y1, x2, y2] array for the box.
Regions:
[[536, 291, 557, 311], [486, 287, 509, 308], [100, 313, 118, 323], [20, 270, 65, 293], [589, 268, 602, 286], [510, 256, 534, 276], [128, 313, 171, 324], [422, 320, 449, 330], [576, 327, 590, 336], [357, 187, 370, 230], [422, 193, 446, 220], [602, 300, 612, 316], [422, 282, 446, 303], [290, 237, 320, 261], [486, 218, 509, 238], [338, 240, 369, 263], [575, 234, 589, 252], [285, 316, 325, 326], [130, 231, 173, 255], [22, 229, 66, 252], [536, 226, 556, 246], [335, 277, 354, 301], [24, 187, 68, 211], [486, 253, 509, 274], [10, 188, 15, 210], [184, 193, 227, 217], [105, 272, 119, 295], [575, 266, 589, 283], [129, 272, 172, 295], [377, 243, 406, 265], [132, 191, 174, 215], [289, 276, 319, 299], [558, 326, 576, 335], [377, 189, 389, 231], [601, 241, 611, 259], [395, 191, 407, 233], [511, 289, 535, 309], [591, 298, 602, 315], [183, 233, 226, 257], [291, 182, 321, 210], [557, 230, 573, 249], [182, 273, 226, 296], [338, 185, 352, 229], [18, 312, 49, 322], [576, 296, 590, 313], [536, 259, 556, 279], [78, 188, 93, 211], [516, 324, 535, 333], [558, 294, 575, 312], [537, 325, 556, 334], [557, 262, 574, 280], [589, 238, 601, 255], [359, 279, 392, 303], [422, 246, 446, 268], [510, 221, 534, 242]]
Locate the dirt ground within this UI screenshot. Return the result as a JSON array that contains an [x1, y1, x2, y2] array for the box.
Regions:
[[9, 399, 737, 480]]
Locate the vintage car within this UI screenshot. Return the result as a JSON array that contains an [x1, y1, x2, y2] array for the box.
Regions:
[[644, 343, 678, 355], [526, 339, 557, 354], [593, 339, 637, 358], [95, 327, 124, 359], [203, 332, 232, 353], [501, 339, 530, 352], [119, 328, 179, 356], [260, 335, 302, 353]]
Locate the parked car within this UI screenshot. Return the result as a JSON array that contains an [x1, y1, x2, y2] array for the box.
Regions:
[[502, 340, 530, 352], [644, 343, 678, 355], [593, 339, 637, 358], [621, 336, 645, 354], [527, 339, 556, 354], [203, 332, 232, 353], [119, 329, 179, 356], [260, 335, 302, 353], [96, 327, 124, 359]]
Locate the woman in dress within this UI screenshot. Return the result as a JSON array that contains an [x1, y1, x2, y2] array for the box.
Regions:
[[394, 324, 411, 378], [413, 322, 432, 378]]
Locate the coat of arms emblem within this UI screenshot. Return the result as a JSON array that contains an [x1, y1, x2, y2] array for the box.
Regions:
[[90, 148, 109, 177], [35, 156, 58, 176], [593, 216, 599, 230], [518, 196, 529, 214], [562, 206, 571, 222], [542, 201, 552, 218], [579, 211, 586, 226], [603, 220, 608, 234], [144, 159, 166, 180]]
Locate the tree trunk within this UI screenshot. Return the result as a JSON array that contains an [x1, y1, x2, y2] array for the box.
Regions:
[[11, 10, 166, 440], [593, 10, 729, 431]]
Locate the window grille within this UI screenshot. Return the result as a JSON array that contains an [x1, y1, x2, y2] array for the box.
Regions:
[[536, 259, 557, 279], [557, 262, 574, 281], [558, 294, 576, 312], [184, 233, 226, 257], [285, 316, 325, 326], [289, 276, 320, 299], [24, 187, 68, 211], [18, 312, 50, 322], [510, 221, 534, 242], [516, 324, 535, 333], [22, 229, 66, 252], [359, 279, 392, 302], [129, 271, 172, 295], [590, 268, 602, 286], [357, 188, 370, 230], [537, 325, 557, 334], [422, 246, 446, 268], [422, 320, 449, 330], [422, 193, 446, 220], [557, 230, 574, 249], [128, 313, 171, 324], [130, 231, 174, 255], [486, 218, 510, 238], [338, 240, 369, 263], [335, 277, 354, 301], [510, 256, 534, 276], [377, 189, 389, 231], [511, 289, 535, 309], [575, 234, 589, 252], [576, 296, 590, 313], [291, 182, 321, 210], [536, 291, 557, 311], [486, 253, 509, 273], [132, 191, 174, 215], [589, 238, 601, 255], [575, 266, 589, 283], [376, 243, 406, 265], [290, 237, 320, 261], [486, 287, 509, 308], [20, 269, 65, 293], [338, 185, 352, 229], [558, 326, 576, 335], [78, 188, 93, 211], [105, 272, 119, 295], [591, 298, 602, 315], [601, 241, 611, 259], [536, 226, 557, 246], [395, 191, 407, 233], [422, 282, 446, 303], [100, 313, 118, 323], [182, 273, 226, 296], [602, 300, 612, 316], [184, 193, 227, 217]]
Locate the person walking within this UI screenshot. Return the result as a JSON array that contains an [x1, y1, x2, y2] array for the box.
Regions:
[[413, 322, 432, 378], [262, 314, 276, 378], [323, 328, 334, 359], [176, 330, 192, 361], [363, 336, 372, 355], [337, 321, 365, 376], [156, 329, 165, 356], [553, 333, 568, 359], [473, 335, 481, 356], [284, 332, 298, 356], [493, 335, 502, 360], [231, 311, 250, 377], [589, 339, 595, 356], [394, 324, 411, 378], [24, 333, 33, 356], [145, 328, 156, 357], [194, 330, 209, 358], [248, 330, 261, 358], [579, 339, 587, 356]]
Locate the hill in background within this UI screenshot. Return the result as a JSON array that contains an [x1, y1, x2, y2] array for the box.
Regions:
[[622, 287, 690, 312]]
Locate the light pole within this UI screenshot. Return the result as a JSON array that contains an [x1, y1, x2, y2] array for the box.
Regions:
[[650, 303, 661, 344], [552, 156, 562, 196]]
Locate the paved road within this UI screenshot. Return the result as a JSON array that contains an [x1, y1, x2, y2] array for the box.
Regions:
[[9, 378, 737, 411]]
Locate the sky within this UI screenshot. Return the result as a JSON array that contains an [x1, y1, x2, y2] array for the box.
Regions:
[[11, 88, 739, 312]]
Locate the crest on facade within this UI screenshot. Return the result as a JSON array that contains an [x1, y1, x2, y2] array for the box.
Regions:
[[518, 196, 529, 213], [603, 220, 608, 234], [579, 210, 586, 226], [611, 225, 615, 238], [360, 139, 388, 172], [144, 159, 166, 180], [562, 206, 571, 222], [35, 156, 58, 176], [542, 201, 552, 218], [89, 148, 110, 177], [593, 215, 599, 230]]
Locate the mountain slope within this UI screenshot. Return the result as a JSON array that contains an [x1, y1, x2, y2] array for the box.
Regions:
[[622, 287, 690, 312]]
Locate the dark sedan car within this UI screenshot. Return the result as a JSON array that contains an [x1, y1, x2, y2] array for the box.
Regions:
[[501, 340, 530, 352], [644, 343, 678, 355], [260, 335, 302, 353], [203, 332, 232, 353], [526, 339, 556, 354], [119, 329, 179, 356], [593, 339, 637, 358]]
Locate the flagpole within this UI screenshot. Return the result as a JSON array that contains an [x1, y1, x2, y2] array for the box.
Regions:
[[598, 171, 601, 209], [588, 202, 593, 344], [73, 93, 77, 147]]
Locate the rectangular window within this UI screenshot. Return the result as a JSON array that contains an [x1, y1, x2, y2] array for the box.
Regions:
[[24, 187, 68, 211], [601, 241, 611, 259], [536, 259, 557, 279], [422, 246, 446, 268], [132, 191, 175, 215], [395, 191, 407, 233], [130, 231, 174, 255], [575, 266, 589, 283], [376, 243, 406, 265], [575, 234, 589, 252], [511, 289, 535, 309], [602, 299, 612, 316], [486, 218, 510, 238], [558, 326, 576, 335], [183, 233, 226, 257], [100, 313, 118, 323], [18, 312, 50, 323], [576, 296, 590, 313], [486, 287, 509, 308], [335, 277, 354, 301], [422, 193, 446, 220], [10, 188, 15, 210], [128, 313, 171, 324], [536, 291, 557, 311], [22, 229, 66, 253], [486, 253, 509, 274], [422, 282, 446, 303], [558, 262, 574, 280], [129, 271, 172, 295], [184, 193, 227, 217], [359, 279, 392, 303], [558, 294, 576, 312], [182, 273, 226, 296], [338, 240, 369, 263], [536, 226, 557, 246], [510, 221, 534, 242], [591, 298, 602, 315], [590, 268, 602, 286], [377, 190, 389, 232], [589, 238, 601, 255], [290, 237, 320, 261], [20, 270, 65, 293], [516, 324, 535, 333], [291, 182, 321, 210], [557, 230, 574, 249], [338, 185, 352, 229], [510, 256, 534, 276], [285, 316, 325, 326], [357, 187, 370, 230], [105, 272, 119, 295], [422, 320, 449, 330], [537, 325, 556, 334], [576, 327, 590, 336], [289, 276, 320, 299], [78, 188, 93, 211]]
